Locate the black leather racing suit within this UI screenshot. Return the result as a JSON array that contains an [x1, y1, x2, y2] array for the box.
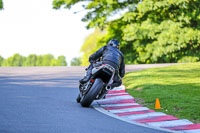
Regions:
[[88, 45, 125, 88]]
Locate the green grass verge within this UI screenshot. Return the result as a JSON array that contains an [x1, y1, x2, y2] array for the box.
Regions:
[[123, 62, 200, 123]]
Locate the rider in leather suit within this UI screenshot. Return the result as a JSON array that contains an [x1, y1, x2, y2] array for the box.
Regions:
[[79, 39, 125, 89]]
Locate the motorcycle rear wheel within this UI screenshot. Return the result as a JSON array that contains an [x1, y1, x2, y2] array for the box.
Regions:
[[80, 78, 103, 107]]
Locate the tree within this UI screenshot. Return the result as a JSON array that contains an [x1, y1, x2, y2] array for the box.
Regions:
[[42, 54, 54, 66], [70, 57, 81, 66], [2, 53, 25, 66], [1, 54, 67, 66], [120, 0, 200, 63], [53, 0, 200, 64], [36, 55, 43, 66], [80, 28, 106, 65], [53, 0, 139, 29], [52, 0, 139, 64], [24, 54, 37, 66], [0, 0, 3, 9], [50, 59, 59, 66], [57, 55, 67, 66], [0, 56, 4, 66]]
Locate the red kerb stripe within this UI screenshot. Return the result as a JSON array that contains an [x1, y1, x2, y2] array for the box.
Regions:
[[134, 115, 179, 123], [106, 93, 129, 98], [115, 110, 155, 116], [163, 124, 200, 131], [107, 90, 126, 94], [103, 105, 143, 110]]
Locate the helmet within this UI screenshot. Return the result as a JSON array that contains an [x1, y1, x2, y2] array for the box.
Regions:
[[108, 39, 120, 49]]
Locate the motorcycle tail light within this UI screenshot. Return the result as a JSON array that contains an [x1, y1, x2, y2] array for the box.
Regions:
[[90, 79, 94, 82]]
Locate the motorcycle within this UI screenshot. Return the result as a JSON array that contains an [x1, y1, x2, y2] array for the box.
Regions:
[[76, 62, 115, 107]]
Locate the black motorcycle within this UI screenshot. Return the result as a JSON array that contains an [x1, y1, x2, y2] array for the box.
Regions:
[[76, 62, 115, 107]]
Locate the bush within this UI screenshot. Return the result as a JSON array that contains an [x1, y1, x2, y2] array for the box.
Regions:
[[178, 56, 199, 63]]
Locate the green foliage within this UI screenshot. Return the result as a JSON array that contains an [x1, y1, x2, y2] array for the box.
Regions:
[[24, 54, 37, 66], [0, 0, 3, 9], [120, 0, 200, 63], [2, 53, 25, 66], [0, 56, 4, 66], [57, 56, 67, 66], [53, 0, 139, 29], [42, 54, 54, 66], [178, 56, 199, 63], [53, 0, 200, 64], [80, 28, 106, 65], [1, 54, 67, 67], [70, 57, 82, 66], [36, 55, 44, 66]]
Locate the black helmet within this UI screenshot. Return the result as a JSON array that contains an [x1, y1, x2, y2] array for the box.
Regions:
[[108, 39, 120, 49]]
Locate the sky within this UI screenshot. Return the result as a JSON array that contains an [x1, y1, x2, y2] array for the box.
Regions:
[[0, 0, 94, 64]]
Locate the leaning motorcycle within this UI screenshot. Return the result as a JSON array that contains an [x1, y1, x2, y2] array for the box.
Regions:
[[76, 62, 115, 107]]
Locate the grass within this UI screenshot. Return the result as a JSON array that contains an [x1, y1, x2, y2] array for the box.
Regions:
[[123, 62, 200, 123]]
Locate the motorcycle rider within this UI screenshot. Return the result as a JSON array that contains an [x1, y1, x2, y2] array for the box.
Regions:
[[79, 39, 125, 89]]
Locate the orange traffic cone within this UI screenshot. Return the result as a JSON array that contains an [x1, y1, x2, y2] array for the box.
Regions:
[[155, 98, 161, 109]]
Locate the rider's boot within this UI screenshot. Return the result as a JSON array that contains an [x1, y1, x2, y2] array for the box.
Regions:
[[79, 75, 91, 84], [110, 80, 122, 89], [79, 64, 93, 84]]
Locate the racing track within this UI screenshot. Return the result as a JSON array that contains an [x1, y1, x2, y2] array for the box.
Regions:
[[0, 64, 175, 133]]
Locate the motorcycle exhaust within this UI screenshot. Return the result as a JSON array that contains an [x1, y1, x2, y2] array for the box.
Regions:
[[106, 85, 112, 91]]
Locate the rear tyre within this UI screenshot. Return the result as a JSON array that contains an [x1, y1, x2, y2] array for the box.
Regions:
[[80, 78, 103, 107]]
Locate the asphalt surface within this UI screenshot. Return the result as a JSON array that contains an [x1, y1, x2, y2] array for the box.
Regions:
[[0, 64, 176, 133]]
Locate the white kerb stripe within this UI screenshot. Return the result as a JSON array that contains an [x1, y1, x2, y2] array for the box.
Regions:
[[109, 107, 150, 113], [176, 129, 200, 133], [146, 119, 193, 128], [121, 112, 166, 120], [100, 103, 139, 107], [105, 95, 133, 100]]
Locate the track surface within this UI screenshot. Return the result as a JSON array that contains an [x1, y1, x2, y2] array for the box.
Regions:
[[0, 64, 175, 133]]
